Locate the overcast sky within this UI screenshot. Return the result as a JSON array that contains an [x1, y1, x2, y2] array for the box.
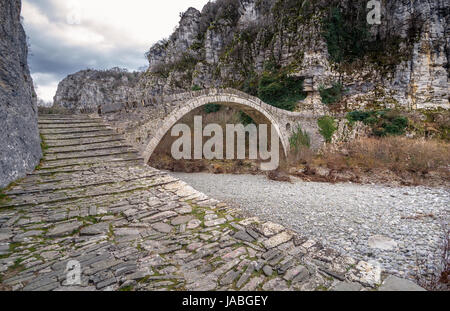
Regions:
[[22, 0, 209, 102]]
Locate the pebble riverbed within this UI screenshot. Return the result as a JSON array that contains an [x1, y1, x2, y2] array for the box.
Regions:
[[171, 172, 450, 280]]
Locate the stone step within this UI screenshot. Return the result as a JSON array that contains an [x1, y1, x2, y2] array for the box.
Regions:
[[0, 185, 160, 214], [18, 165, 161, 188], [38, 120, 102, 125], [46, 141, 133, 153], [42, 132, 119, 140], [39, 152, 142, 168], [39, 123, 106, 129], [38, 114, 98, 119], [6, 172, 166, 196], [1, 176, 175, 208], [40, 127, 112, 135], [30, 159, 145, 176], [38, 118, 101, 123], [43, 137, 126, 148], [44, 147, 138, 161], [38, 155, 141, 171]]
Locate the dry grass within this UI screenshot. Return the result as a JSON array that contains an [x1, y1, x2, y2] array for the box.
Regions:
[[287, 146, 314, 165], [320, 137, 449, 173], [288, 136, 449, 186]]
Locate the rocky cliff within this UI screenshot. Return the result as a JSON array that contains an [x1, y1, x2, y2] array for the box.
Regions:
[[53, 68, 142, 112], [141, 0, 449, 111], [55, 0, 449, 113], [0, 0, 41, 189]]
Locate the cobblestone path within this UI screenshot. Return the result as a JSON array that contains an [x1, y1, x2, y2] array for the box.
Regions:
[[0, 115, 423, 291]]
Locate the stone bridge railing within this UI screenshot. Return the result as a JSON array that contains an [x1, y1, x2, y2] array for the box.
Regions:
[[102, 88, 325, 160]]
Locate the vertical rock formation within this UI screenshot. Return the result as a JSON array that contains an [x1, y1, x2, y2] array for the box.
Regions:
[[53, 68, 142, 112], [140, 0, 449, 110], [0, 0, 41, 188], [54, 0, 449, 112]]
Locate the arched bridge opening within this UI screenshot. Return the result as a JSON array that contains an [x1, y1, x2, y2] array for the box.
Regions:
[[143, 93, 292, 171]]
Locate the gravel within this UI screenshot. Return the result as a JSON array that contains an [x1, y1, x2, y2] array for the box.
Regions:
[[170, 172, 450, 280]]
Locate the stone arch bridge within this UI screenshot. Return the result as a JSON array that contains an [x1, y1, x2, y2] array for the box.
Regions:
[[101, 88, 324, 163]]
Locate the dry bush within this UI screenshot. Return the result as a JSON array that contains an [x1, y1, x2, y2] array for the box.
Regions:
[[288, 146, 314, 166], [287, 136, 449, 185], [316, 136, 449, 173], [344, 137, 449, 173], [267, 170, 291, 182]]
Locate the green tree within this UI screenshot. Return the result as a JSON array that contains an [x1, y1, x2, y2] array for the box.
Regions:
[[319, 82, 344, 105], [318, 116, 337, 143], [322, 6, 369, 80]]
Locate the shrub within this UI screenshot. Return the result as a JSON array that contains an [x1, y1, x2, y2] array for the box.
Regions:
[[40, 134, 48, 152], [199, 0, 241, 34], [203, 104, 222, 114], [322, 6, 369, 65], [38, 105, 70, 115], [346, 111, 371, 123], [290, 126, 311, 152], [192, 85, 202, 91], [241, 73, 259, 96], [152, 53, 198, 78], [319, 82, 344, 105], [258, 71, 306, 111], [347, 110, 409, 137], [318, 116, 337, 143], [238, 111, 255, 125]]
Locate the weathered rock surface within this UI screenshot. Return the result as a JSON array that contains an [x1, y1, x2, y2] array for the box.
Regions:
[[53, 68, 141, 112], [379, 275, 426, 291], [368, 235, 398, 251], [0, 0, 41, 188], [54, 0, 449, 113]]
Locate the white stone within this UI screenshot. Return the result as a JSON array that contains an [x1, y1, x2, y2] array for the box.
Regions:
[[204, 218, 226, 227], [354, 260, 382, 287], [379, 275, 426, 291], [263, 231, 293, 249], [187, 219, 202, 229], [260, 222, 285, 237], [368, 235, 398, 250]]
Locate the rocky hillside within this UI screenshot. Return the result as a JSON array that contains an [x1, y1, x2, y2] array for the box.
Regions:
[[54, 0, 449, 113], [0, 0, 41, 189], [141, 0, 449, 110], [53, 67, 142, 112]]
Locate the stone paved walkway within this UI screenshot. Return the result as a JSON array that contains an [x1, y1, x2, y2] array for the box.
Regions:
[[0, 115, 421, 291]]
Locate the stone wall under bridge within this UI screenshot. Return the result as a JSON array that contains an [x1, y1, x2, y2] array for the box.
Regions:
[[100, 88, 325, 164]]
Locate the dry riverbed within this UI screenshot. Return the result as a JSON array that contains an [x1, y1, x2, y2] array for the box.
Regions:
[[170, 172, 450, 285]]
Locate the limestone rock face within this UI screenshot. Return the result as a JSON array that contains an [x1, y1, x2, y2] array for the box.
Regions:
[[153, 8, 201, 66], [53, 68, 142, 112], [0, 0, 41, 188], [140, 0, 449, 109], [56, 0, 449, 111]]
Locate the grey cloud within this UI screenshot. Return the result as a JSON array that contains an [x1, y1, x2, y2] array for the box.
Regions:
[[22, 0, 149, 101]]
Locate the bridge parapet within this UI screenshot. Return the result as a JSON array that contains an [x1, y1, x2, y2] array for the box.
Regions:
[[102, 88, 325, 162]]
